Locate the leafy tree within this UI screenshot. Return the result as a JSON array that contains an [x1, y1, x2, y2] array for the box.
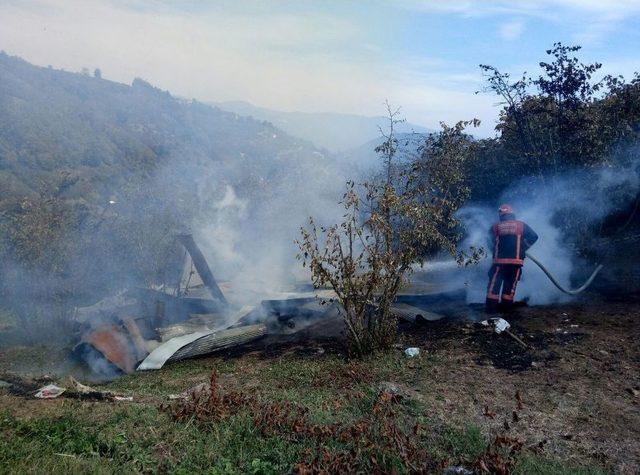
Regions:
[[475, 43, 640, 201], [0, 189, 78, 337]]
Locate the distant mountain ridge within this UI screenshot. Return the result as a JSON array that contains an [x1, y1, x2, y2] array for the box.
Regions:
[[214, 100, 431, 153]]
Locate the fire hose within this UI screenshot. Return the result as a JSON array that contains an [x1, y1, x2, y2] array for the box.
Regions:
[[525, 252, 603, 295]]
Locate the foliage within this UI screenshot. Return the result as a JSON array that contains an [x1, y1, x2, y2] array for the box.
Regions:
[[471, 43, 640, 269], [474, 43, 640, 202], [298, 118, 480, 355], [1, 194, 75, 275], [0, 174, 184, 316]]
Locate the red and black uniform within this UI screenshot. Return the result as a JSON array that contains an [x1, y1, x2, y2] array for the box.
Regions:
[[486, 214, 538, 308]]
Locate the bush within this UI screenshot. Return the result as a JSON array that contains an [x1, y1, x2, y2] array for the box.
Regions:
[[298, 116, 480, 355]]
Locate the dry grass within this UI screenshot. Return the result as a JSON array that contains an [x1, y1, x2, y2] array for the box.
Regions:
[[1, 299, 636, 473]]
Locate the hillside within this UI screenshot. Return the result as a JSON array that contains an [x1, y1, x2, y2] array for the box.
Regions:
[[215, 100, 431, 153], [0, 53, 346, 306], [0, 53, 325, 205]]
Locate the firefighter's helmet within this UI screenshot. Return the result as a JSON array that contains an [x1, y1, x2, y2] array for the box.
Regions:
[[498, 204, 514, 216]]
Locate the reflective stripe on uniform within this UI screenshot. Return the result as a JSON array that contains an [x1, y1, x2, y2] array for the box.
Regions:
[[486, 265, 501, 300], [493, 258, 524, 265]]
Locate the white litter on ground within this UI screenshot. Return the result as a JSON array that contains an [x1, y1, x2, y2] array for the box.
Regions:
[[34, 384, 66, 399], [480, 318, 511, 334], [404, 347, 420, 357], [493, 318, 511, 334]]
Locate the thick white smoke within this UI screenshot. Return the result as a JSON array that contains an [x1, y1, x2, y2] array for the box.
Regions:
[[186, 150, 362, 307], [458, 156, 640, 305], [458, 204, 574, 305]]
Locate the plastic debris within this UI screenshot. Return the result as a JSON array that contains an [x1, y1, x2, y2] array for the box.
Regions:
[[67, 376, 98, 394], [493, 318, 511, 334], [443, 466, 473, 475], [34, 384, 66, 399], [480, 318, 511, 333], [404, 347, 420, 357], [480, 318, 527, 348]]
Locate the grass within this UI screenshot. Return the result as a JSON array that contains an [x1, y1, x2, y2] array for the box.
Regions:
[[513, 456, 608, 475], [436, 425, 486, 461], [0, 347, 609, 474], [0, 405, 315, 473]]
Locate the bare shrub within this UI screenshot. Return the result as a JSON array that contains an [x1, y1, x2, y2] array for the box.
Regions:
[[297, 116, 481, 356]]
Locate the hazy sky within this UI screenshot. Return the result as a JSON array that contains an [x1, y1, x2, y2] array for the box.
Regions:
[[2, 0, 639, 136]]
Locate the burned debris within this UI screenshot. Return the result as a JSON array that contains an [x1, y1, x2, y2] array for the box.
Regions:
[[72, 233, 246, 377], [69, 227, 597, 380], [69, 233, 473, 378]]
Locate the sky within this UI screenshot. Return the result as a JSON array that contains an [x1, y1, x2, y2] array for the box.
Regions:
[[1, 0, 639, 136]]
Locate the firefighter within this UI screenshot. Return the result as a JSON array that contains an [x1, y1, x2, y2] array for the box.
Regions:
[[486, 204, 538, 310]]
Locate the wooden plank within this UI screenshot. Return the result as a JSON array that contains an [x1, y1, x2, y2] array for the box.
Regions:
[[177, 234, 228, 306]]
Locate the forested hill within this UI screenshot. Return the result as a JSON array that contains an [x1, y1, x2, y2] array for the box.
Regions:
[[0, 53, 340, 306], [0, 52, 323, 204]]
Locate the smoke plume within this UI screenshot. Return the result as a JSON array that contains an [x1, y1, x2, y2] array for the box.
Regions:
[[458, 154, 640, 304]]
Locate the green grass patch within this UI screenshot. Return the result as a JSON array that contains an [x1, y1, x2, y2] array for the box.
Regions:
[[514, 455, 608, 475], [0, 350, 610, 474], [434, 425, 486, 464], [105, 357, 238, 396]]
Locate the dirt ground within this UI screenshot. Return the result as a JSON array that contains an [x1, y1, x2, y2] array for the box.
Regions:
[[401, 299, 640, 473], [0, 298, 638, 473]]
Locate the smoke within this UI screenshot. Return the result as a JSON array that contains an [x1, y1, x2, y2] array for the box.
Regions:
[[458, 156, 640, 305], [151, 106, 376, 308], [0, 74, 381, 360], [199, 185, 248, 273], [167, 142, 365, 307]]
